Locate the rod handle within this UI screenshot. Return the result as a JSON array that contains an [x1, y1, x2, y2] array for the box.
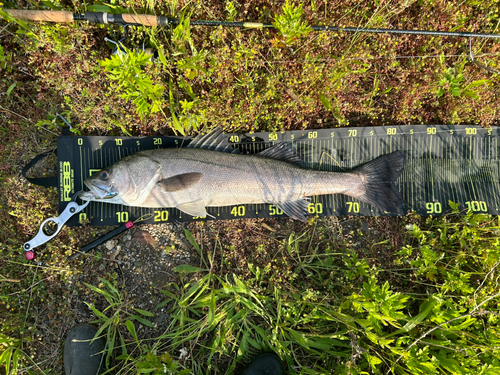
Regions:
[[4, 9, 74, 23], [120, 13, 158, 26], [83, 12, 160, 26]]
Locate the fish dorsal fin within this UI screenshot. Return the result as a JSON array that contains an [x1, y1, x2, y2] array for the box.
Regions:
[[188, 128, 241, 154], [176, 200, 209, 218], [276, 199, 309, 222], [157, 172, 203, 192], [258, 143, 306, 167]]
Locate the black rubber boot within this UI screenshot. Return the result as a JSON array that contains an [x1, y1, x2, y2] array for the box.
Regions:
[[241, 353, 286, 375], [64, 324, 105, 375]]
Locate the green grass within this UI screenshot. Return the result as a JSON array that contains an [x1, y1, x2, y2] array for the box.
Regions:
[[156, 213, 500, 374], [1, 0, 500, 374], [76, 212, 500, 374]]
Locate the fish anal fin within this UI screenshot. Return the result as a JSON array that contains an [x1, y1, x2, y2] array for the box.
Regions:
[[176, 200, 209, 218], [258, 143, 306, 167], [276, 199, 309, 222], [157, 172, 203, 192]]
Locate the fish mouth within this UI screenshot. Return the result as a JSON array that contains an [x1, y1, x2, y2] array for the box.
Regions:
[[78, 190, 97, 201], [80, 181, 118, 200]]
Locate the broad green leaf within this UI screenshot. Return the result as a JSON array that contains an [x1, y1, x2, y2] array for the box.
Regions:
[[183, 228, 201, 254], [288, 330, 310, 349], [101, 278, 121, 299], [450, 317, 476, 330], [6, 83, 16, 97], [12, 349, 19, 373], [87, 5, 113, 12], [319, 93, 332, 111], [133, 308, 155, 317], [366, 331, 379, 345], [161, 289, 177, 298], [84, 302, 108, 320], [463, 90, 479, 99], [93, 315, 115, 345], [238, 332, 249, 357], [130, 315, 155, 327], [403, 297, 437, 332], [155, 299, 170, 309], [0, 347, 13, 374], [435, 354, 466, 375], [0, 337, 19, 345], [157, 48, 168, 66], [449, 201, 459, 211], [365, 353, 382, 368], [331, 311, 356, 323], [137, 368, 156, 373], [302, 335, 348, 350], [450, 86, 462, 97], [172, 264, 202, 274], [119, 331, 127, 357], [84, 282, 116, 304], [467, 79, 489, 88], [179, 78, 196, 100], [208, 291, 216, 326], [178, 275, 210, 307], [106, 328, 116, 367], [126, 320, 139, 345], [41, 1, 58, 9], [116, 354, 133, 360], [246, 335, 262, 350]]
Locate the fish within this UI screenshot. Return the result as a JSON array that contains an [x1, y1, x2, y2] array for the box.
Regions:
[[79, 129, 407, 221]]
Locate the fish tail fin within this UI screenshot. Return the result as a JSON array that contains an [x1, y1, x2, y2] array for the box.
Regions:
[[352, 151, 406, 215]]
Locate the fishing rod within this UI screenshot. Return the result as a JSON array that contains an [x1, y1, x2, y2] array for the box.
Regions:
[[4, 8, 500, 39]]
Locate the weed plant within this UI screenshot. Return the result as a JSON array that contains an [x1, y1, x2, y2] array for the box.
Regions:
[[79, 213, 500, 374], [150, 211, 500, 374], [79, 212, 500, 375], [100, 47, 165, 121], [82, 276, 190, 374]]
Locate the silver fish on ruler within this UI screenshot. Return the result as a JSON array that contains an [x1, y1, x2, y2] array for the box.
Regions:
[[79, 129, 407, 221]]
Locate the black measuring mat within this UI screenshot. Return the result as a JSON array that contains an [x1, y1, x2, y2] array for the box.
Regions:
[[58, 125, 499, 226]]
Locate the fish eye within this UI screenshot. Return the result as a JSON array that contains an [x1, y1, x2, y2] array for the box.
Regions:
[[100, 170, 110, 180]]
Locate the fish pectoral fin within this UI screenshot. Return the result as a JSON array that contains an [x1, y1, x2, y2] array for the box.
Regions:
[[157, 172, 203, 192], [276, 199, 309, 222], [177, 200, 209, 218]]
